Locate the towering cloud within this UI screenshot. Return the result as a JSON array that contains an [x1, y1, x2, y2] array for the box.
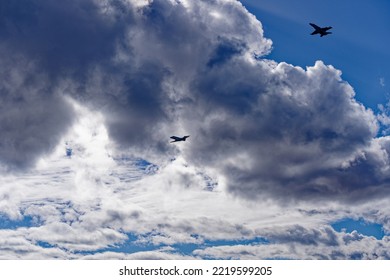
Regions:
[[185, 59, 390, 201], [1, 0, 390, 201], [0, 0, 121, 168]]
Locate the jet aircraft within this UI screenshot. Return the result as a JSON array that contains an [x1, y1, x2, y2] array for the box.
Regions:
[[170, 135, 190, 143], [310, 23, 332, 37]]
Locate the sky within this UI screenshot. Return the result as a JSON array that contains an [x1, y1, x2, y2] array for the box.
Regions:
[[240, 0, 390, 111], [1, 0, 390, 260]]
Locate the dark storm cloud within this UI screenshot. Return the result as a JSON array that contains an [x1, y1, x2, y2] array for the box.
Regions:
[[0, 0, 124, 169], [0, 0, 155, 169], [0, 0, 125, 76], [184, 58, 390, 202], [265, 225, 339, 247], [101, 62, 172, 152], [207, 38, 246, 68], [0, 54, 75, 169], [64, 0, 271, 157]]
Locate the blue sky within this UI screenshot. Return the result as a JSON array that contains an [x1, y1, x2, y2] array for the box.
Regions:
[[332, 218, 385, 240], [238, 0, 390, 242], [240, 0, 390, 111], [1, 0, 390, 260]]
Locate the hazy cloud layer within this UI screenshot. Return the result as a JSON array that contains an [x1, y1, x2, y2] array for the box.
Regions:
[[1, 0, 390, 259]]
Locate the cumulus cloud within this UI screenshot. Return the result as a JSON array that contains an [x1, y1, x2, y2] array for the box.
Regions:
[[1, 0, 390, 259], [0, 0, 273, 169], [193, 226, 390, 260], [182, 57, 390, 202], [0, 55, 75, 169]]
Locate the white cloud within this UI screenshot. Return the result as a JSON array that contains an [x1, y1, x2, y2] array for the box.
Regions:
[[380, 77, 386, 87]]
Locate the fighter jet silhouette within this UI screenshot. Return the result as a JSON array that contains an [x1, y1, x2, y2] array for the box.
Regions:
[[170, 135, 190, 143], [310, 23, 332, 37]]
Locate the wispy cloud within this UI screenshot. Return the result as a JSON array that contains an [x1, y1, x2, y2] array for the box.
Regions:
[[380, 77, 386, 87]]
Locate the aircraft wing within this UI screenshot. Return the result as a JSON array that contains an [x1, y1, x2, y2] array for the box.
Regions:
[[170, 136, 181, 140], [309, 23, 320, 30], [323, 26, 332, 31]]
